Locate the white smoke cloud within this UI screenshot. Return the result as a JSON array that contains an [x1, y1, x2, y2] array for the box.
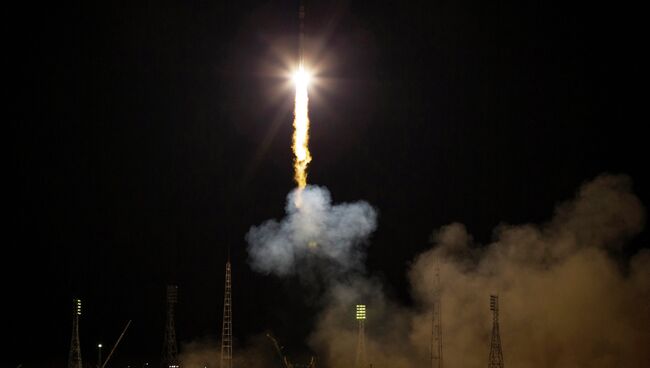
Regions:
[[246, 185, 378, 276]]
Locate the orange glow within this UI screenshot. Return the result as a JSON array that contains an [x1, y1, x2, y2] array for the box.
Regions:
[[292, 64, 312, 190]]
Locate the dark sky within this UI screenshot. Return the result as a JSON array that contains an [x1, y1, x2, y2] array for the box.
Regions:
[[9, 0, 648, 367]]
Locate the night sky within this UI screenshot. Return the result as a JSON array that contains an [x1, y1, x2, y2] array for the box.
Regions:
[[9, 0, 648, 367]]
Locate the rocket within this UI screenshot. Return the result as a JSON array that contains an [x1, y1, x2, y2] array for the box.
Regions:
[[299, 1, 305, 65]]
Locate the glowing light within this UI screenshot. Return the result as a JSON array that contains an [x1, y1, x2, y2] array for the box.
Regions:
[[292, 67, 311, 89], [292, 64, 312, 191], [356, 304, 366, 320]]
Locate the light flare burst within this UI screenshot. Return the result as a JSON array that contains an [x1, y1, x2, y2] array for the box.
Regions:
[[292, 64, 312, 190]]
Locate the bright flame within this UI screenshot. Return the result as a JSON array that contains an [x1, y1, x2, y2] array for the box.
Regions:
[[292, 64, 312, 190]]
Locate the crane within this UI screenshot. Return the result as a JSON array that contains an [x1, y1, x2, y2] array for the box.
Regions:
[[266, 333, 292, 368], [266, 333, 316, 368], [100, 320, 132, 368]]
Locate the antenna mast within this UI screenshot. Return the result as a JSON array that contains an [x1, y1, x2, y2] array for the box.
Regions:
[[221, 261, 233, 368], [161, 285, 179, 368], [430, 260, 443, 368], [488, 295, 504, 368]]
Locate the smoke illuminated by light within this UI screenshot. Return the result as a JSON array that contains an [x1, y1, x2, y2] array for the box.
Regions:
[[292, 64, 312, 190]]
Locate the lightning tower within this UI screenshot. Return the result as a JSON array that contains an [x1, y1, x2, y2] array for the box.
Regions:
[[221, 260, 233, 368], [68, 298, 83, 368], [430, 260, 443, 368], [488, 295, 504, 368], [355, 304, 367, 368], [161, 285, 179, 368]]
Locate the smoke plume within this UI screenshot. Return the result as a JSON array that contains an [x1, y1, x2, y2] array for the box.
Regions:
[[246, 185, 378, 276], [306, 174, 649, 367], [179, 335, 277, 368], [229, 174, 649, 367]]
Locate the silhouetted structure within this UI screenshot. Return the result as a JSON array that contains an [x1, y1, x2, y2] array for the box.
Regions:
[[68, 298, 83, 368], [101, 320, 132, 368], [267, 333, 316, 368], [355, 304, 367, 368], [488, 295, 504, 368], [221, 261, 233, 368], [161, 285, 179, 368], [430, 260, 443, 368]]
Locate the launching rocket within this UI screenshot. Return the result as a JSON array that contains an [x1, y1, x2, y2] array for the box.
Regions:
[[299, 1, 305, 65], [292, 0, 311, 190]]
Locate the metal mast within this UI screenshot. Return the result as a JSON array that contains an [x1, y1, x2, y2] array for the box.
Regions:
[[101, 320, 132, 368], [161, 285, 179, 368], [430, 260, 443, 368], [221, 261, 233, 368], [355, 304, 367, 368], [488, 295, 504, 368], [68, 298, 83, 368]]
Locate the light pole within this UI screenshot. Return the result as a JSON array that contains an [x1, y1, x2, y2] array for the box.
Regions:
[[97, 343, 102, 368]]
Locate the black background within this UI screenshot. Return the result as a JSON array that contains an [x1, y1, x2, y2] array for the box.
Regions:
[[8, 0, 647, 366]]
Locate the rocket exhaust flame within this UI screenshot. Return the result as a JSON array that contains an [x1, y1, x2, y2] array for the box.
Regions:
[[292, 64, 312, 190]]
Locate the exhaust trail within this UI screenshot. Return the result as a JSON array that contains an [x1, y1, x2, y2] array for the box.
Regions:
[[292, 64, 311, 190]]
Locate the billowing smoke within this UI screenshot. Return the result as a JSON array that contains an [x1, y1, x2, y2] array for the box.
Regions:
[[305, 174, 649, 367], [179, 335, 278, 368], [178, 338, 219, 367], [246, 185, 378, 276], [233, 174, 649, 367]]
